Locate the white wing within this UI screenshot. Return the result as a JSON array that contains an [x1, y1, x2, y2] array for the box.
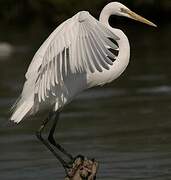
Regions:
[[26, 11, 119, 103]]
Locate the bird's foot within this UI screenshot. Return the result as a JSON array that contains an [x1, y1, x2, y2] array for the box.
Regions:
[[65, 156, 98, 180], [66, 154, 84, 168]]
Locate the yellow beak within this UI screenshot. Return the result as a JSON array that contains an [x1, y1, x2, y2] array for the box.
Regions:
[[122, 9, 157, 27]]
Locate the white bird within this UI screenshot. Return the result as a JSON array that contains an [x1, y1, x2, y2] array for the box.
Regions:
[[10, 2, 156, 172]]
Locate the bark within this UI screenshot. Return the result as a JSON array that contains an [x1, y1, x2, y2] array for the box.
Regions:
[[65, 156, 99, 180]]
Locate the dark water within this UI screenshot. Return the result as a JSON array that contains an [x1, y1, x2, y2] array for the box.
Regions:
[[0, 23, 171, 180]]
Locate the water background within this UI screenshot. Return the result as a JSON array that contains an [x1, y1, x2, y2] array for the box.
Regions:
[[0, 18, 171, 179]]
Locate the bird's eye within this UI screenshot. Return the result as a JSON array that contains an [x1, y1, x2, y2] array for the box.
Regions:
[[120, 8, 126, 13]]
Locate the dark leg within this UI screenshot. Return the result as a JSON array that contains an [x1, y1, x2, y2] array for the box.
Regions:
[[36, 112, 69, 172], [48, 112, 73, 160]]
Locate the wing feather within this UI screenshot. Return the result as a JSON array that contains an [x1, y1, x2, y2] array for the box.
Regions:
[[89, 31, 110, 70], [81, 24, 95, 73], [32, 11, 119, 102]]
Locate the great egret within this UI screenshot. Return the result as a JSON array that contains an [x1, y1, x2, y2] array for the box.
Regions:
[[10, 2, 156, 172]]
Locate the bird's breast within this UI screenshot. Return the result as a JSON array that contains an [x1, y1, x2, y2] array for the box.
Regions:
[[87, 30, 130, 87], [86, 60, 126, 87]]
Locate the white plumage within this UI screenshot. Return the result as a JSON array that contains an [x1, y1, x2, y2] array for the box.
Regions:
[[10, 2, 156, 123]]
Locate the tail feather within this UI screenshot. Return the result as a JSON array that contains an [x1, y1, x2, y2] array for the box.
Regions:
[[10, 100, 33, 123], [10, 95, 21, 112], [10, 71, 37, 123]]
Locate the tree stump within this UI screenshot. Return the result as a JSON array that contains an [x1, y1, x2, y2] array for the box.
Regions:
[[65, 156, 99, 180]]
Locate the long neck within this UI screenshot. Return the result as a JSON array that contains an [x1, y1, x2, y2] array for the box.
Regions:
[[99, 6, 130, 81], [99, 4, 112, 27]]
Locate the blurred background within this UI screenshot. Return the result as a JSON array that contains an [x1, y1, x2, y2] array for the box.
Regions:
[[0, 0, 171, 180]]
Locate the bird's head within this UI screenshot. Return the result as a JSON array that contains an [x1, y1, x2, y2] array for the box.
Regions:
[[106, 2, 157, 27]]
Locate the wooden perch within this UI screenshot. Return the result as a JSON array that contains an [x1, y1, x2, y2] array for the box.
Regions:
[[65, 156, 99, 180]]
